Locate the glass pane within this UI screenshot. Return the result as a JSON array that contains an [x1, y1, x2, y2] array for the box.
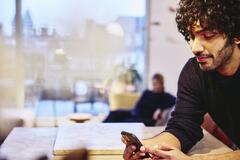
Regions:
[[2, 0, 147, 118]]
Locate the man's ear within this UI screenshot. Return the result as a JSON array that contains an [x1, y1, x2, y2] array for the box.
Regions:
[[234, 37, 240, 44]]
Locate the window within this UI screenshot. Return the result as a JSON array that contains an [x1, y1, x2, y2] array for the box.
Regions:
[[0, 0, 147, 116]]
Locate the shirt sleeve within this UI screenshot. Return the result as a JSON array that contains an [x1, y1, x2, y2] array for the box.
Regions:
[[164, 58, 206, 153]]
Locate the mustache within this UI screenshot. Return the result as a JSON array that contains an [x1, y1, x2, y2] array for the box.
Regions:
[[195, 52, 213, 58]]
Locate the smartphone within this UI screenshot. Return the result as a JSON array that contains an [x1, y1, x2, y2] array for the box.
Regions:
[[121, 131, 150, 158]]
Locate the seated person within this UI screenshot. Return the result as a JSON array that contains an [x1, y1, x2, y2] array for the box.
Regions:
[[104, 73, 176, 126]]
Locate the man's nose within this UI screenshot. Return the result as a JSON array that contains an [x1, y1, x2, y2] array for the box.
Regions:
[[191, 39, 204, 55]]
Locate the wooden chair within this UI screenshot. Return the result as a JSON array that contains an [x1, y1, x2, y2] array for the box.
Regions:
[[108, 92, 140, 111]]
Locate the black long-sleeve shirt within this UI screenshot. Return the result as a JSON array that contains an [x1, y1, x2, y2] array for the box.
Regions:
[[165, 58, 240, 153]]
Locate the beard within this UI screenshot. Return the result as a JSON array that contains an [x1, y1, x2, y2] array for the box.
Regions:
[[198, 41, 233, 71]]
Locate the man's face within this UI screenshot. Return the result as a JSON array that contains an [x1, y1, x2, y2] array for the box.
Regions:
[[189, 22, 233, 71], [152, 79, 163, 93]]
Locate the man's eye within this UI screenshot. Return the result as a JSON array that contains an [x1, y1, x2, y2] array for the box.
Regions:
[[202, 32, 217, 39]]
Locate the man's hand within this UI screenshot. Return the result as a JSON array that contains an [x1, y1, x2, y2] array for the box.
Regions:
[[121, 137, 148, 160], [121, 132, 183, 160], [144, 143, 191, 160]]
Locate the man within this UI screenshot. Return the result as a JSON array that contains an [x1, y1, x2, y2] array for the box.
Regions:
[[104, 73, 176, 126], [122, 0, 240, 159]]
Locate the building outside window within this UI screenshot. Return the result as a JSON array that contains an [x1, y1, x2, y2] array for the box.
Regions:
[[0, 0, 147, 119]]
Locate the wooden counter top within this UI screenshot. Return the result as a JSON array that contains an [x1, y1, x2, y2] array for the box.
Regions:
[[0, 123, 232, 160]]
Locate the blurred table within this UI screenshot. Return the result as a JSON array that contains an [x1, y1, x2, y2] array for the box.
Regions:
[[68, 113, 92, 123], [0, 124, 232, 160]]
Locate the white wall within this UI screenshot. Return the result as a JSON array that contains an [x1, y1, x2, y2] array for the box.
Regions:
[[148, 0, 192, 95]]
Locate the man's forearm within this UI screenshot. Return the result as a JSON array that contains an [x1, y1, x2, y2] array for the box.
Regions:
[[192, 150, 240, 160], [143, 131, 181, 150]]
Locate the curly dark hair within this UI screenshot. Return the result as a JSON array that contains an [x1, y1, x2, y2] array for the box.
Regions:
[[176, 0, 240, 47]]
